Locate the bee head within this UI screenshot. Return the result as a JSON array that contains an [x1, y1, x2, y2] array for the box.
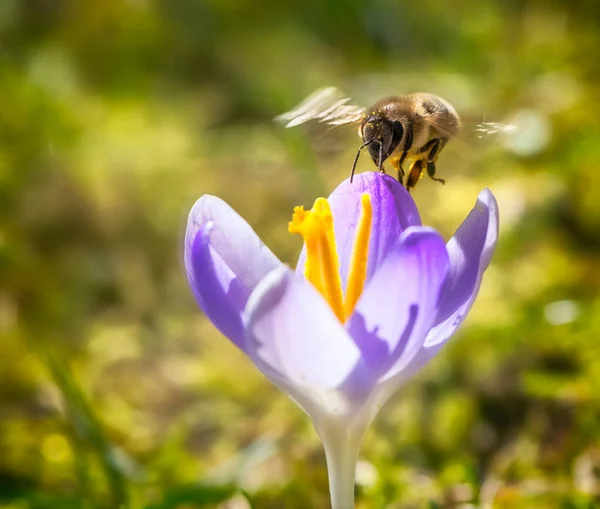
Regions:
[[361, 115, 405, 166], [349, 114, 406, 183]]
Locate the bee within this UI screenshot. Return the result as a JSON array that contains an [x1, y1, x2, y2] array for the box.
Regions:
[[277, 87, 512, 191]]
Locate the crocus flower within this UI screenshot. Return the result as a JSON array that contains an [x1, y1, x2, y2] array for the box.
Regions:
[[185, 173, 498, 508]]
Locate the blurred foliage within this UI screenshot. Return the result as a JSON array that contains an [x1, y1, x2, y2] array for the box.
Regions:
[[1, 0, 600, 507]]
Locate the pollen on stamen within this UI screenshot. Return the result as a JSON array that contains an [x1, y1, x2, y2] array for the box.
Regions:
[[289, 206, 307, 233], [343, 193, 373, 319], [288, 193, 374, 323], [289, 198, 344, 321]]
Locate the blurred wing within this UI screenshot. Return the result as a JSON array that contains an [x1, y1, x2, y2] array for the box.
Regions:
[[429, 118, 517, 146], [441, 116, 518, 145], [441, 116, 519, 165], [275, 87, 365, 128], [470, 121, 518, 139]]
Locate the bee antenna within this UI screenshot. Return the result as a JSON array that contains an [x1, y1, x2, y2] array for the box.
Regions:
[[350, 141, 372, 183]]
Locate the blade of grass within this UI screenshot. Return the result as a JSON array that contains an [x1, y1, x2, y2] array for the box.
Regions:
[[43, 350, 129, 509]]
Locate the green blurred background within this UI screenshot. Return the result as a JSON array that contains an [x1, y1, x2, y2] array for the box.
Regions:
[[2, 0, 600, 507]]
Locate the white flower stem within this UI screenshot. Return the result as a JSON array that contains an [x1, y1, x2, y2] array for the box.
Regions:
[[317, 420, 365, 509]]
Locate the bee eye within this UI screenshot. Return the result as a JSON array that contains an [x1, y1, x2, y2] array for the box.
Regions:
[[392, 121, 404, 142]]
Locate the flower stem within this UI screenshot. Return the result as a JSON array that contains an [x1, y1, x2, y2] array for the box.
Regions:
[[317, 420, 364, 509]]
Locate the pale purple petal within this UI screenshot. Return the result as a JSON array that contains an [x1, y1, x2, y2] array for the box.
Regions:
[[367, 189, 499, 392], [185, 195, 281, 350], [296, 173, 421, 289], [345, 227, 449, 381], [425, 188, 499, 348], [245, 267, 364, 392], [186, 196, 281, 289], [186, 225, 246, 349]]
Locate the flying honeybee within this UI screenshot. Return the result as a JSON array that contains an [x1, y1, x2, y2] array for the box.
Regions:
[[276, 87, 513, 191]]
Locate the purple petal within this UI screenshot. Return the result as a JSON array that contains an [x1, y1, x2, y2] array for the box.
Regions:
[[368, 189, 499, 392], [245, 267, 363, 392], [425, 188, 499, 348], [185, 196, 281, 350], [296, 172, 421, 289], [345, 227, 449, 380]]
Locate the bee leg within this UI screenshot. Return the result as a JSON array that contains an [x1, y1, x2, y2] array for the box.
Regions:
[[397, 150, 408, 183], [406, 159, 424, 191], [390, 155, 405, 183], [422, 138, 446, 185], [425, 138, 441, 160], [397, 166, 405, 183], [427, 160, 445, 185]]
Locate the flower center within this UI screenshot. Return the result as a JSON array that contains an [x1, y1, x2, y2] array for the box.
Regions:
[[289, 194, 372, 322]]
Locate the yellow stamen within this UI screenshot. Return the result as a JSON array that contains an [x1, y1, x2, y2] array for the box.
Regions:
[[289, 194, 373, 323], [344, 193, 372, 317], [289, 198, 345, 321]]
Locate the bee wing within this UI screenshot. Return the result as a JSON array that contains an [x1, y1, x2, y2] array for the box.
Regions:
[[438, 116, 519, 168], [469, 121, 518, 140], [429, 115, 517, 143], [275, 87, 365, 128]]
